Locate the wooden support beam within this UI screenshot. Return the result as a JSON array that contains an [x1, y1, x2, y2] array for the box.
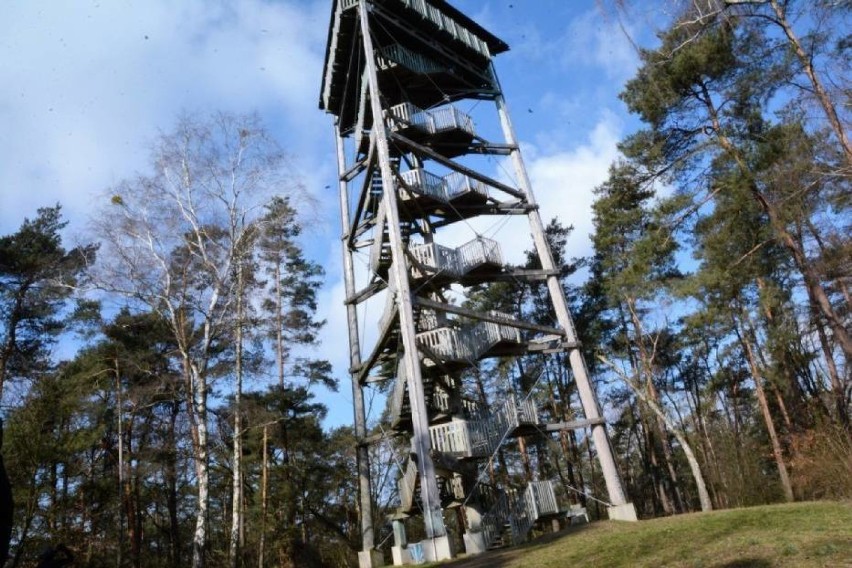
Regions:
[[488, 268, 560, 282], [347, 148, 376, 250], [364, 375, 392, 384], [340, 154, 368, 182], [390, 132, 526, 200], [355, 304, 398, 386], [346, 280, 387, 305], [544, 418, 605, 432]]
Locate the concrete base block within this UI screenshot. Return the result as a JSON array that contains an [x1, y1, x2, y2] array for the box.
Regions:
[[607, 502, 638, 522], [358, 549, 385, 568], [391, 545, 410, 566], [419, 535, 453, 563], [463, 532, 486, 555]]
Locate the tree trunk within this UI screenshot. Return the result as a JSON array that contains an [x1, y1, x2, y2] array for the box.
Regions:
[[191, 365, 209, 568], [626, 299, 683, 512], [258, 424, 269, 568], [600, 356, 713, 512], [767, 0, 852, 164], [230, 267, 246, 568], [701, 85, 852, 364], [167, 401, 181, 568], [733, 317, 795, 502]]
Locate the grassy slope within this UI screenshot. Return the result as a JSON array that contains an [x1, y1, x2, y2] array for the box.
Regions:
[[442, 501, 852, 568]]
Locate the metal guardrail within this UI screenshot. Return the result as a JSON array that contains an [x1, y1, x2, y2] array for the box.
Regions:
[[399, 167, 489, 205], [400, 168, 445, 200], [529, 480, 560, 516], [389, 103, 475, 138], [415, 309, 519, 366], [473, 480, 560, 549], [442, 171, 489, 202], [378, 43, 445, 74], [427, 393, 537, 458], [409, 237, 501, 280]]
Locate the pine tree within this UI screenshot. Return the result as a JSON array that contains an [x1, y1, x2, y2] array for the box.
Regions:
[[0, 205, 96, 404]]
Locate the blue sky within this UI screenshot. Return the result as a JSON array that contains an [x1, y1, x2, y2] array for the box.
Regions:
[[0, 0, 658, 427]]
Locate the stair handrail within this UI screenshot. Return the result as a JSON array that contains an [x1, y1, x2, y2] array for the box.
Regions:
[[456, 237, 502, 270], [478, 490, 510, 550], [387, 360, 407, 426], [398, 456, 419, 512], [442, 170, 488, 202], [399, 168, 444, 201]]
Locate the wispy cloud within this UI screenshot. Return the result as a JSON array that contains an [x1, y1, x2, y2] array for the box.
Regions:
[[559, 8, 640, 81], [0, 0, 331, 233]]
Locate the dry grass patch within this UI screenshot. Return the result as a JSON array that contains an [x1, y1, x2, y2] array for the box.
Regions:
[[440, 501, 852, 568]]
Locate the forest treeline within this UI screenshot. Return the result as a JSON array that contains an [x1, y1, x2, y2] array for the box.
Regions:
[[0, 1, 849, 567]]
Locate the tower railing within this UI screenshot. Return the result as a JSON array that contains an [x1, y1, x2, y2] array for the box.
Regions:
[[378, 43, 445, 74], [427, 393, 538, 458], [399, 168, 445, 201], [409, 236, 501, 280], [389, 103, 475, 137], [456, 237, 502, 270], [442, 171, 489, 202], [400, 168, 489, 208], [416, 310, 520, 366]]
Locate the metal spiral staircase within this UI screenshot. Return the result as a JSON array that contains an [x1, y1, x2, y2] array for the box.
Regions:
[[321, 1, 636, 566]]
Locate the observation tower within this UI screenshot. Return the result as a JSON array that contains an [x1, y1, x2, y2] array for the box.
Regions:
[[319, 1, 636, 565]]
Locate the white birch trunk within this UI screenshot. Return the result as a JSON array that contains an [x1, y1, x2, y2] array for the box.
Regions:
[[599, 356, 713, 512], [229, 267, 245, 568], [192, 366, 209, 568]]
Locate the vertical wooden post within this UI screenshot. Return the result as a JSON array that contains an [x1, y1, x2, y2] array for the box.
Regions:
[[490, 66, 633, 514], [357, 0, 448, 546], [335, 125, 378, 557]]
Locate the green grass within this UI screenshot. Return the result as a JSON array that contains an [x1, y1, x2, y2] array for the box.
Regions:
[[440, 501, 852, 568]]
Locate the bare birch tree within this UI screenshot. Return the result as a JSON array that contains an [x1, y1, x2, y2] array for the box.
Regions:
[[92, 113, 296, 568]]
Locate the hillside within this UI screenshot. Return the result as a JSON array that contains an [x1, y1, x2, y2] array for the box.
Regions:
[[443, 501, 852, 568]]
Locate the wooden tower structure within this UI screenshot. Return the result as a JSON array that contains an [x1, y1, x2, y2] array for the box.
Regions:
[[319, 1, 636, 565]]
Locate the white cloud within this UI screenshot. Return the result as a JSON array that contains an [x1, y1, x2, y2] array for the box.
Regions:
[[0, 0, 633, 431], [0, 0, 330, 233], [429, 112, 622, 267], [528, 113, 622, 260], [560, 8, 640, 81]]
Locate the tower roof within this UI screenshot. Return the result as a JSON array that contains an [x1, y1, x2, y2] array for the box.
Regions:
[[319, 0, 509, 118]]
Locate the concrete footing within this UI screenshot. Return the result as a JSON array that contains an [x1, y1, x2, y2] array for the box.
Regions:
[[420, 535, 453, 563], [392, 535, 454, 565], [391, 545, 409, 566], [462, 531, 486, 555], [607, 502, 638, 522], [358, 549, 385, 568]]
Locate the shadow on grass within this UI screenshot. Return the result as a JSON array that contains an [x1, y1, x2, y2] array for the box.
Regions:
[[714, 559, 773, 568], [443, 523, 595, 568]]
